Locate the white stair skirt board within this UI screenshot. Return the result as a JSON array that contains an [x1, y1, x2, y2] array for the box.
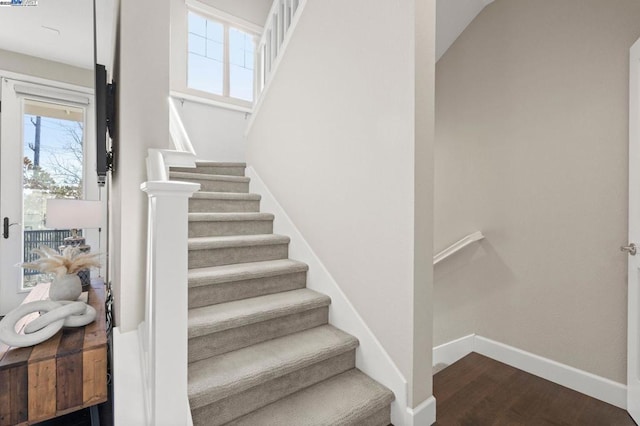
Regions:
[[433, 334, 627, 410], [114, 326, 194, 426], [246, 167, 428, 426]]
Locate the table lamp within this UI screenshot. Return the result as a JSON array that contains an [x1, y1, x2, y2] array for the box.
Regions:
[[45, 199, 102, 288]]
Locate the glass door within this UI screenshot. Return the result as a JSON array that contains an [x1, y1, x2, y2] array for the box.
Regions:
[[0, 78, 90, 314], [21, 99, 85, 287]]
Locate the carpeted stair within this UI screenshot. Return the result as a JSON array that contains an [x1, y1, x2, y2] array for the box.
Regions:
[[170, 161, 394, 426]]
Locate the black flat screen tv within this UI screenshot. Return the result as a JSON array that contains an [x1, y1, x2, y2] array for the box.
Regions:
[[95, 64, 108, 186]]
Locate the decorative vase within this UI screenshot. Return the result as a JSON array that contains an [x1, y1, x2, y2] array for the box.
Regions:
[[49, 273, 82, 301]]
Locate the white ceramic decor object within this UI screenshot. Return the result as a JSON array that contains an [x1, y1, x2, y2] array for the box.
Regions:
[[49, 273, 82, 301]]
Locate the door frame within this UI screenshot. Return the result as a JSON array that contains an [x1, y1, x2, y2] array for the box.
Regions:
[[628, 37, 640, 423], [0, 70, 104, 314]]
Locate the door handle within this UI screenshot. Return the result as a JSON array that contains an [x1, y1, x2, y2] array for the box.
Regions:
[[621, 243, 637, 256], [3, 217, 20, 239]]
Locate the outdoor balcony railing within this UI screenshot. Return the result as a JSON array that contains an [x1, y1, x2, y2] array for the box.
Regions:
[[22, 229, 77, 276]]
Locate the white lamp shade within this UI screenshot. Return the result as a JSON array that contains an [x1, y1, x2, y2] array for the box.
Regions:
[[46, 199, 102, 229]]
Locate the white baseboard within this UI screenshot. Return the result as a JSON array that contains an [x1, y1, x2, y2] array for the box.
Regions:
[[433, 334, 475, 373], [113, 327, 148, 425], [474, 336, 627, 409], [433, 334, 627, 410], [405, 396, 436, 426], [246, 167, 412, 426]]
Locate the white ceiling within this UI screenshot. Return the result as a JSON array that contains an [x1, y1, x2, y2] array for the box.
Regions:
[[0, 0, 94, 69], [0, 0, 490, 70]]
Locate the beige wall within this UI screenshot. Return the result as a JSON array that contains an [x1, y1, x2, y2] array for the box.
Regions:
[[111, 0, 171, 331], [174, 100, 247, 161], [0, 49, 92, 87], [435, 0, 640, 383], [246, 0, 435, 406]]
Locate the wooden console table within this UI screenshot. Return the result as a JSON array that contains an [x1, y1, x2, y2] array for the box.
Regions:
[[0, 280, 107, 425]]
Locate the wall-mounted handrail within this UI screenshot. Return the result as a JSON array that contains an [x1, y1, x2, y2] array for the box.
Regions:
[[145, 97, 199, 182], [169, 97, 196, 155], [433, 231, 485, 265]]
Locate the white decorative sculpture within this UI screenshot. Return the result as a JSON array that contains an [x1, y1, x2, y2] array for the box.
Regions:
[[0, 300, 96, 347], [0, 245, 103, 347]]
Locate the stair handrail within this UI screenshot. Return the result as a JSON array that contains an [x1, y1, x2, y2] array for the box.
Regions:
[[138, 98, 200, 424], [433, 231, 485, 265], [145, 97, 198, 181], [169, 97, 196, 155]]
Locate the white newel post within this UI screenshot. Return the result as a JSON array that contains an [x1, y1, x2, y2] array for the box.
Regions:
[[141, 180, 200, 426]]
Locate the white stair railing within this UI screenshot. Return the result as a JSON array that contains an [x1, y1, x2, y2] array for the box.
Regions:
[[247, 0, 308, 134], [433, 231, 485, 265], [138, 99, 200, 425], [254, 0, 306, 104]]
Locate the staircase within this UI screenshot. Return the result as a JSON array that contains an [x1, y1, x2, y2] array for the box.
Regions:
[[170, 162, 395, 426]]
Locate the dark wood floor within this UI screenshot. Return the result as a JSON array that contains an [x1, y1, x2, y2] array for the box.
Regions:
[[434, 352, 636, 426], [8, 348, 634, 425]]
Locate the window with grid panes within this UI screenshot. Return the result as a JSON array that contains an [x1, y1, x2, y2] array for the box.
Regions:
[[187, 10, 256, 103]]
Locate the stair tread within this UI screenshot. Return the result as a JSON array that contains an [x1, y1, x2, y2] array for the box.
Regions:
[[188, 212, 274, 222], [195, 161, 246, 167], [188, 259, 308, 288], [188, 288, 330, 338], [188, 325, 358, 409], [191, 191, 261, 200], [170, 171, 250, 182], [188, 234, 290, 250], [228, 369, 394, 426]]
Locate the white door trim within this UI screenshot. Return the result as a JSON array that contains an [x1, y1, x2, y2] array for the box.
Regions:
[[627, 37, 640, 424], [0, 78, 27, 313], [0, 69, 93, 96]]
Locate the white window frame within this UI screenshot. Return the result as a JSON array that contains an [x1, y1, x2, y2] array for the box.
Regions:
[[181, 0, 261, 111]]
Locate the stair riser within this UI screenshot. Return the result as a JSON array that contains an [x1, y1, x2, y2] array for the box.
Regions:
[[357, 406, 392, 426], [188, 244, 289, 269], [188, 220, 273, 238], [191, 351, 355, 426], [188, 271, 307, 308], [189, 199, 260, 213], [174, 178, 249, 193], [172, 166, 245, 176], [189, 307, 329, 362]]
